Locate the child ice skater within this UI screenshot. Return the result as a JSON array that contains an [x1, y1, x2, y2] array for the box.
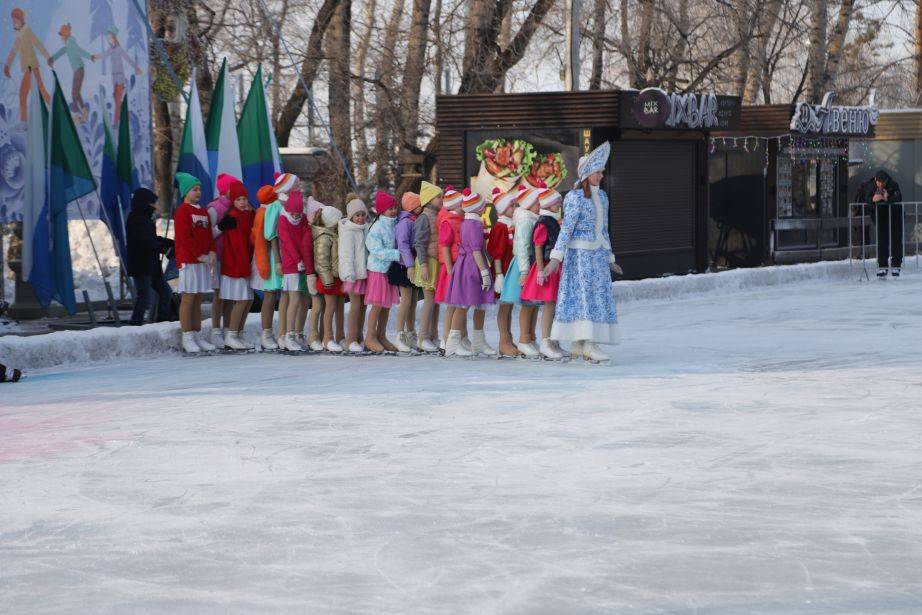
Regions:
[[434, 187, 465, 351], [364, 191, 401, 353], [304, 196, 325, 351], [314, 205, 346, 351], [507, 185, 541, 358], [277, 191, 314, 352], [412, 181, 442, 352], [520, 188, 564, 360], [206, 172, 242, 348], [444, 189, 496, 357], [173, 172, 217, 353], [218, 181, 255, 350], [339, 198, 370, 353], [251, 185, 280, 350], [267, 173, 299, 345], [488, 187, 518, 357], [393, 191, 422, 352]]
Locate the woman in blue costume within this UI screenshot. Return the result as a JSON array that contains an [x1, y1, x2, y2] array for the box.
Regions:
[[541, 142, 622, 362]]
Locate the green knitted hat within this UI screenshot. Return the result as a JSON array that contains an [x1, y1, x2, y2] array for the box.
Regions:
[[175, 172, 201, 200]]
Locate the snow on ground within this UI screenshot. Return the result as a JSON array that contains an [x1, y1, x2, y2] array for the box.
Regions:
[[2, 271, 922, 613]]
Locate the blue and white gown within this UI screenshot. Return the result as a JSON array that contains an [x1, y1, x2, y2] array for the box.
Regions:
[[549, 185, 619, 344]]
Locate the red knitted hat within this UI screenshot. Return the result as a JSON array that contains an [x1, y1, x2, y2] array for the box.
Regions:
[[228, 181, 248, 203], [374, 190, 398, 215]]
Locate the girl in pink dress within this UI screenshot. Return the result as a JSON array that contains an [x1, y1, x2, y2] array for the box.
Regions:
[[444, 189, 497, 357], [520, 188, 564, 360]]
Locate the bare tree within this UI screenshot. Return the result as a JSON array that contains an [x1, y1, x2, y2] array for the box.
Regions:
[[326, 0, 354, 200], [351, 0, 378, 185], [589, 0, 607, 89]]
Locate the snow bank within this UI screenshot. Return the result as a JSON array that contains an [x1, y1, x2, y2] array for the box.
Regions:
[[0, 258, 911, 370], [614, 258, 908, 303]]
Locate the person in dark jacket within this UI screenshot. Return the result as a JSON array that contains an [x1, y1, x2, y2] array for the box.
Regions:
[[858, 171, 904, 278], [0, 362, 22, 383], [126, 187, 174, 324]]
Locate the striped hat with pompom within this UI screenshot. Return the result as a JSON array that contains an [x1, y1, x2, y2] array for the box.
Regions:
[[461, 188, 485, 213], [442, 185, 463, 210], [491, 187, 516, 216]]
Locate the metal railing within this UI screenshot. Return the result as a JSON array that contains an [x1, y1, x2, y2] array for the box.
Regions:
[[848, 201, 922, 279]]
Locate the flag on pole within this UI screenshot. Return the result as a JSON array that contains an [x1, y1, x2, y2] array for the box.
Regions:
[[22, 71, 52, 305], [99, 118, 124, 261], [176, 70, 212, 204], [205, 58, 243, 193], [46, 73, 97, 314], [116, 92, 139, 239], [238, 65, 281, 200]]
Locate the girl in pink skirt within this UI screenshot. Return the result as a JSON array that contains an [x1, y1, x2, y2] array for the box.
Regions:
[[520, 188, 564, 360], [339, 198, 370, 353], [363, 191, 401, 353], [444, 189, 497, 357]]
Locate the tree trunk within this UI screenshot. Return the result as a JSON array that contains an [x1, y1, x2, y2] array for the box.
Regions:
[[269, 0, 290, 125], [588, 0, 606, 89], [821, 0, 854, 95], [664, 0, 689, 91], [326, 0, 354, 199], [373, 0, 405, 187], [916, 0, 922, 104], [150, 4, 177, 212], [274, 0, 339, 147], [394, 0, 433, 193], [733, 0, 752, 97], [352, 0, 378, 185], [432, 0, 445, 94], [807, 0, 827, 102], [744, 0, 782, 104]]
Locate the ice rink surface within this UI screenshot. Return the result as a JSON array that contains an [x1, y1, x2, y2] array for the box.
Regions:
[[2, 275, 922, 613]]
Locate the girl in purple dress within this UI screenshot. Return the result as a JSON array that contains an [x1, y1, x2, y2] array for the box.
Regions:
[[445, 189, 497, 357]]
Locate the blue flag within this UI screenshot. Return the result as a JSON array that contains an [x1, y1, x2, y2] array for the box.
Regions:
[[99, 118, 124, 262]]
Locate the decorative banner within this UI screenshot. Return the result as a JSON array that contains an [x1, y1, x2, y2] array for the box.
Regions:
[[0, 0, 152, 222], [790, 91, 879, 137], [621, 88, 741, 131]]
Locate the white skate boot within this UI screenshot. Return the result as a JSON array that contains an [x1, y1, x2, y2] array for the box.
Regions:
[[539, 338, 563, 360], [471, 330, 497, 356], [445, 330, 473, 358], [181, 331, 201, 354]]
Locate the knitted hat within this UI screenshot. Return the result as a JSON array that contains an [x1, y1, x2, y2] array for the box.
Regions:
[[461, 188, 485, 213], [491, 187, 516, 216], [516, 184, 539, 209], [273, 172, 298, 195], [284, 190, 304, 215], [216, 173, 241, 196], [538, 188, 562, 208], [257, 185, 277, 205], [401, 192, 421, 212], [130, 187, 158, 210], [228, 181, 248, 203], [306, 196, 324, 222], [374, 190, 397, 215], [419, 181, 442, 206], [10, 8, 24, 21], [175, 172, 201, 200], [442, 185, 462, 210], [346, 198, 367, 219], [320, 205, 342, 228]]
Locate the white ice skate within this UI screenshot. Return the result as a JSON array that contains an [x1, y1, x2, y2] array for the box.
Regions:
[[284, 332, 306, 352], [539, 338, 564, 361], [308, 339, 324, 352], [471, 330, 497, 356], [394, 332, 413, 353], [418, 338, 439, 353], [211, 328, 225, 349], [892, 267, 901, 278], [583, 342, 610, 364], [347, 342, 365, 354], [551, 339, 568, 358], [407, 331, 418, 349], [181, 331, 201, 354], [325, 340, 344, 352], [461, 337, 473, 353], [195, 332, 216, 352], [445, 330, 473, 358], [516, 341, 540, 359], [224, 331, 249, 351], [260, 329, 279, 351]]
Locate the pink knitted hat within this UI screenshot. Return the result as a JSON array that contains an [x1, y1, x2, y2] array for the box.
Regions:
[[306, 196, 324, 221], [401, 192, 421, 212], [374, 190, 398, 215], [216, 173, 241, 195], [284, 190, 304, 214]]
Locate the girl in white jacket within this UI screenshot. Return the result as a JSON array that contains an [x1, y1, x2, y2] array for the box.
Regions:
[[338, 198, 370, 353]]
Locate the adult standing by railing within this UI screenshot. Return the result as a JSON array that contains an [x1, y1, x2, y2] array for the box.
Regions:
[[856, 170, 904, 278]]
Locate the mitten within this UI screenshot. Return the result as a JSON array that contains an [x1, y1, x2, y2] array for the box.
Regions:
[[306, 274, 319, 295], [493, 273, 505, 294], [217, 215, 237, 231]]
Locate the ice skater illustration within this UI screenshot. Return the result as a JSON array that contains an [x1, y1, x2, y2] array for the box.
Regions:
[[97, 25, 141, 127], [48, 23, 97, 123], [3, 7, 51, 122]]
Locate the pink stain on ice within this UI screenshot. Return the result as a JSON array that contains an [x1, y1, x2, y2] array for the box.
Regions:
[[0, 414, 99, 463]]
